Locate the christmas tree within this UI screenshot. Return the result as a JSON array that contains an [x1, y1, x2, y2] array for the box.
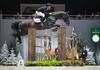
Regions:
[[7, 48, 17, 65], [0, 41, 9, 63]]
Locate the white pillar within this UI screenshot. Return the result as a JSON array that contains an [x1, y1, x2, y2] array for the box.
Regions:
[[21, 35, 28, 61], [51, 32, 58, 50]]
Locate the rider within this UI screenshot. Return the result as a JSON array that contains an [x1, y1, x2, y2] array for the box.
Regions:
[[33, 3, 54, 23]]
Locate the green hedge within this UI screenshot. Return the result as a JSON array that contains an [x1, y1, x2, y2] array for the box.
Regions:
[[25, 60, 82, 66], [25, 60, 62, 66]]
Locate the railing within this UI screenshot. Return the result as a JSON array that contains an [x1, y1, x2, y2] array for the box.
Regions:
[[1, 14, 100, 20], [69, 15, 100, 20]]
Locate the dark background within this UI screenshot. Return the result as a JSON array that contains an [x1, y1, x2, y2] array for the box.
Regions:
[[0, 0, 100, 15]]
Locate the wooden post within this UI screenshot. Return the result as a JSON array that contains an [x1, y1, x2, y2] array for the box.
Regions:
[[28, 27, 36, 61], [58, 27, 66, 60]]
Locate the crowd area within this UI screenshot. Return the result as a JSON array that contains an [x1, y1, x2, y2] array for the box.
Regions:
[[0, 12, 100, 20], [0, 8, 100, 20]]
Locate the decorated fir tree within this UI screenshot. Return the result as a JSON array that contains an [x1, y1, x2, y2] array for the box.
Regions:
[[7, 48, 17, 65], [0, 41, 9, 62]]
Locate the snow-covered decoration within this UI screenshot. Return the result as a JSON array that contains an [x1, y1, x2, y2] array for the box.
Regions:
[[0, 41, 9, 63], [86, 47, 96, 65], [17, 52, 23, 61], [5, 48, 18, 65], [0, 41, 19, 65], [17, 52, 24, 67]]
